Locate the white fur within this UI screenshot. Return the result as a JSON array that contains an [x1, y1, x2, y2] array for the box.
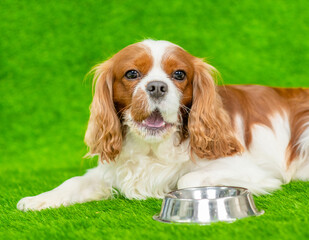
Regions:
[[17, 40, 309, 211]]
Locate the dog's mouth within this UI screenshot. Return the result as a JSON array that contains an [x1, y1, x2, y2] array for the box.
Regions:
[[135, 109, 174, 133]]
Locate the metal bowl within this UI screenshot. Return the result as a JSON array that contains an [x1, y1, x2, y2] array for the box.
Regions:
[[153, 186, 264, 224]]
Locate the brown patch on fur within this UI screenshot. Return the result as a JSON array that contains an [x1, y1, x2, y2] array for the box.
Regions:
[[218, 85, 309, 166], [273, 88, 309, 166], [112, 44, 153, 115], [85, 43, 153, 162], [188, 58, 243, 160], [218, 85, 286, 147]]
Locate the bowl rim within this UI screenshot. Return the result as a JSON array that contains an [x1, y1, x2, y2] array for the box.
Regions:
[[164, 186, 250, 201]]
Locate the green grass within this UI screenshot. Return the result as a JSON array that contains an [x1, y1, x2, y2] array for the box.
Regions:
[[1, 0, 309, 239]]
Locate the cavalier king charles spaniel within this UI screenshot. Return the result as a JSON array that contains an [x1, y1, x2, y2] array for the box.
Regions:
[[18, 40, 309, 211]]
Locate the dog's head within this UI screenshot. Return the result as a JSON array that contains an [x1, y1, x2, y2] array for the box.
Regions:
[[85, 40, 242, 162]]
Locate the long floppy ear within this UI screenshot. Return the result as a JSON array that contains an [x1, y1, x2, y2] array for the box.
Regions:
[[188, 58, 243, 160], [84, 59, 122, 162]]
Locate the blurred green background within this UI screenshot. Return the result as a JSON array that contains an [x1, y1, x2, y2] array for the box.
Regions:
[[1, 0, 309, 239]]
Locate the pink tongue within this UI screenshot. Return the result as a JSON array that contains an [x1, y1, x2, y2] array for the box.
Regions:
[[144, 111, 165, 128]]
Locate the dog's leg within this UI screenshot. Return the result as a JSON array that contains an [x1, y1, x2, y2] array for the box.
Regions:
[[177, 156, 283, 195], [17, 165, 111, 211]]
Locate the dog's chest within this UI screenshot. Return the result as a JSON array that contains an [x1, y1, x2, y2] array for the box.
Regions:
[[103, 138, 192, 199]]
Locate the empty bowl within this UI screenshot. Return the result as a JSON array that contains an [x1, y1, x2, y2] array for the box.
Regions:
[[153, 186, 264, 224]]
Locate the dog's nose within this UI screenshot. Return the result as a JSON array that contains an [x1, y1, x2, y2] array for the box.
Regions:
[[146, 81, 168, 99]]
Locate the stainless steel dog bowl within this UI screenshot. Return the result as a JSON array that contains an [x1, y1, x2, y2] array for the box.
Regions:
[[153, 186, 264, 224]]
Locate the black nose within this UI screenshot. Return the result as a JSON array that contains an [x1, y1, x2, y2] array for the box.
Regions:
[[146, 81, 168, 99]]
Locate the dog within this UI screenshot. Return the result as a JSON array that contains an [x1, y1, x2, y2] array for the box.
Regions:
[[17, 40, 309, 211]]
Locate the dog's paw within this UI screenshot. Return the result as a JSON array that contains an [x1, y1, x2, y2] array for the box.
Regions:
[[17, 194, 66, 211]]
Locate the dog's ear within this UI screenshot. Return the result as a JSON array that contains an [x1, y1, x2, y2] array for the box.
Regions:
[[188, 58, 243, 160], [84, 59, 122, 162]]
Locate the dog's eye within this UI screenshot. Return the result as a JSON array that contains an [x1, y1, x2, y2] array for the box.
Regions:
[[125, 70, 140, 80], [172, 70, 186, 81]]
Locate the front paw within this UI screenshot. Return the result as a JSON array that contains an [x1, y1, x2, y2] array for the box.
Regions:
[[17, 194, 65, 211]]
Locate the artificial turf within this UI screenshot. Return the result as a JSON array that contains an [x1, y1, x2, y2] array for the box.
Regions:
[[1, 0, 309, 239]]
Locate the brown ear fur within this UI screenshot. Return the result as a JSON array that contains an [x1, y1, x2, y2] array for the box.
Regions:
[[188, 58, 243, 159], [84, 60, 122, 162]]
